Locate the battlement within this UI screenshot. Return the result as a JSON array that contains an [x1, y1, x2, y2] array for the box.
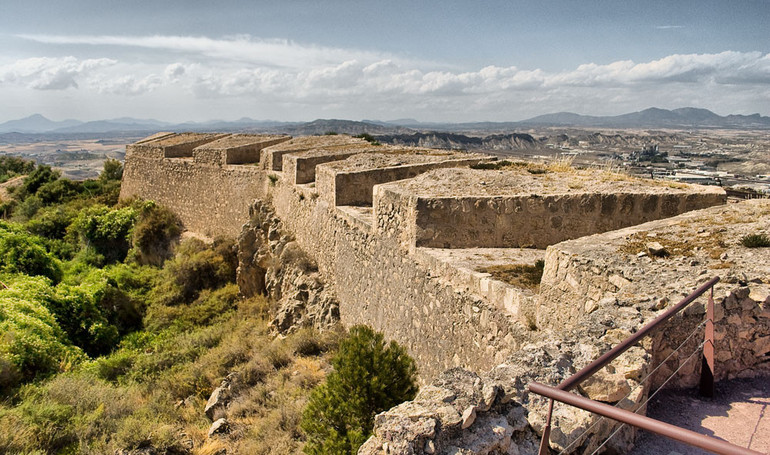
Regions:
[[192, 134, 290, 165], [374, 166, 725, 249], [120, 132, 768, 454], [316, 150, 491, 206], [127, 132, 229, 159], [120, 132, 736, 378], [260, 135, 370, 171]]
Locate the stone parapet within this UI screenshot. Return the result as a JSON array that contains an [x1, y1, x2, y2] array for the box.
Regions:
[[413, 248, 543, 325], [126, 132, 228, 159], [192, 134, 290, 165], [374, 167, 726, 249], [316, 151, 491, 207], [260, 135, 369, 171], [281, 144, 380, 184]]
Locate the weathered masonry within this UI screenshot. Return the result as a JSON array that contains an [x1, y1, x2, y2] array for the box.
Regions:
[[121, 132, 726, 377], [121, 132, 770, 453]]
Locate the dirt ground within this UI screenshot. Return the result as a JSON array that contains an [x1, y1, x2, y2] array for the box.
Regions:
[[629, 376, 769, 454]]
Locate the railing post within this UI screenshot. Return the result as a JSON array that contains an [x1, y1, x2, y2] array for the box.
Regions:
[[700, 285, 715, 397], [539, 399, 554, 455]]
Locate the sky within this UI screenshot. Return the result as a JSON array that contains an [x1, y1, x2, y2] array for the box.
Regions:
[[1, 0, 769, 123]]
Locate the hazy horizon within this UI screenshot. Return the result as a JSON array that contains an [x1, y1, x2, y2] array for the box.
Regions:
[[1, 0, 769, 123]]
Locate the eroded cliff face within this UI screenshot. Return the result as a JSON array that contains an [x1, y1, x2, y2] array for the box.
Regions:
[[237, 200, 339, 333]]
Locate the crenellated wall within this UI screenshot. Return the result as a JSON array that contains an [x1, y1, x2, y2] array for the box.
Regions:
[[120, 132, 737, 381], [121, 132, 770, 454]]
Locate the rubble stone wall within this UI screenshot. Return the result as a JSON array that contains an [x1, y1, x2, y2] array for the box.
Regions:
[[267, 180, 531, 380], [380, 192, 725, 249], [537, 201, 770, 387], [120, 155, 267, 238]]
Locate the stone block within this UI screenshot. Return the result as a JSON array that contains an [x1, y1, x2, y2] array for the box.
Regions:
[[260, 134, 369, 171], [281, 144, 376, 184], [127, 132, 228, 159], [318, 152, 490, 207], [193, 134, 289, 165], [374, 167, 725, 249]]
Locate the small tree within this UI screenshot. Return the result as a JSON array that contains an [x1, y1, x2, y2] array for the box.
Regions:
[[301, 325, 418, 454], [100, 159, 123, 181]]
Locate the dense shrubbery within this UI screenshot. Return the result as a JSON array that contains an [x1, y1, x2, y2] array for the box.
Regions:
[[130, 201, 182, 266], [0, 157, 184, 389], [0, 156, 418, 454], [301, 325, 418, 454], [148, 237, 237, 308], [0, 156, 35, 183], [70, 204, 139, 264], [0, 230, 63, 282]]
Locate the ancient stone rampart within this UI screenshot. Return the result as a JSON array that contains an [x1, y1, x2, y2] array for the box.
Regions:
[[119, 132, 770, 454]]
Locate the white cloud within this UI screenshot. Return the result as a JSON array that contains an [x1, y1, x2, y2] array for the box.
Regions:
[[164, 63, 186, 80], [1, 41, 769, 121], [92, 74, 163, 96], [18, 34, 395, 69], [0, 56, 115, 90]]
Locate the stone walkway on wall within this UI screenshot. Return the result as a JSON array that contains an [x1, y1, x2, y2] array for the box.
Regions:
[[629, 376, 770, 454]]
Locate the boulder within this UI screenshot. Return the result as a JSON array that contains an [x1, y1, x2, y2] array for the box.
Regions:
[[208, 418, 230, 438], [578, 369, 632, 403], [204, 385, 229, 420]]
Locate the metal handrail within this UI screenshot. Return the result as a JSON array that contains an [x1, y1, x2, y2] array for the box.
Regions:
[[530, 276, 725, 454], [529, 383, 764, 455], [558, 276, 719, 393]]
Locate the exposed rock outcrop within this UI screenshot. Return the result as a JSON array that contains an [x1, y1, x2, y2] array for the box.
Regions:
[[237, 200, 340, 333]]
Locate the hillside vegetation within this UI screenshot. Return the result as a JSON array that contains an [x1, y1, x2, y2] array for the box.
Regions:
[[0, 157, 416, 454]]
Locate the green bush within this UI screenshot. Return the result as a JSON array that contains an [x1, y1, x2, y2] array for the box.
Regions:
[[301, 325, 418, 454], [80, 178, 121, 206], [100, 159, 123, 182], [36, 179, 81, 205], [21, 165, 60, 197], [26, 205, 79, 240], [54, 280, 121, 357], [148, 237, 237, 307], [130, 201, 182, 266], [0, 156, 35, 183], [0, 276, 86, 387], [15, 194, 43, 219], [69, 204, 138, 264], [144, 283, 239, 332], [1, 269, 126, 359], [741, 233, 770, 248], [0, 231, 63, 283]]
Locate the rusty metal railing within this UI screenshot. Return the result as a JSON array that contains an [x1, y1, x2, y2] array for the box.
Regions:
[[528, 276, 762, 454]]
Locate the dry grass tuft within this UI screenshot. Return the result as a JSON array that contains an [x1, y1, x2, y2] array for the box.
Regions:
[[479, 259, 545, 290], [618, 230, 728, 258]]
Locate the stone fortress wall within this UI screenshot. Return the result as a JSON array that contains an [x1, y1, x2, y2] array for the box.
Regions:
[[121, 132, 769, 454]]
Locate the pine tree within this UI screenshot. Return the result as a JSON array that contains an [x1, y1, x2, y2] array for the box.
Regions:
[[301, 325, 418, 454]]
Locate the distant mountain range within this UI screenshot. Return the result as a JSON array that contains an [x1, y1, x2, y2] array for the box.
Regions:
[[1, 107, 769, 135], [516, 107, 770, 129]]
